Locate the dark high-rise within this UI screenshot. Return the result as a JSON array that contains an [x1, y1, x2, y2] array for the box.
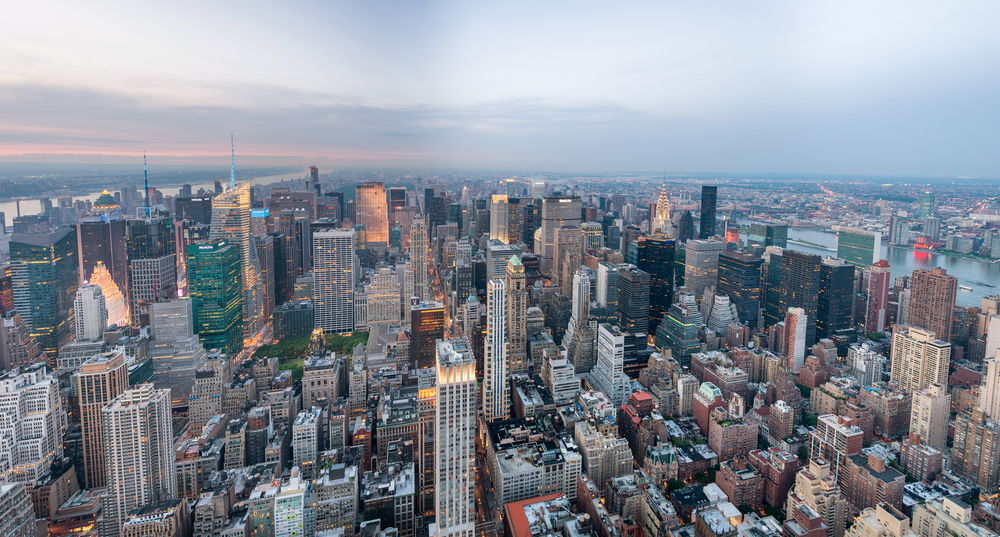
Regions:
[[635, 236, 675, 333], [76, 217, 127, 292], [779, 250, 822, 346], [677, 210, 695, 244], [747, 223, 788, 249], [424, 188, 447, 230], [269, 232, 294, 305], [763, 249, 784, 327], [717, 250, 763, 329], [617, 265, 651, 335], [10, 229, 79, 362], [389, 187, 407, 212], [817, 257, 855, 340], [174, 197, 213, 225], [699, 186, 717, 239], [125, 214, 176, 327], [410, 301, 445, 369]]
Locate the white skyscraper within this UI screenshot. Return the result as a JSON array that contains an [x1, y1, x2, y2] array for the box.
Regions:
[[596, 262, 619, 309], [565, 270, 596, 372], [313, 229, 355, 333], [100, 384, 176, 537], [490, 194, 509, 244], [411, 217, 429, 301], [435, 338, 477, 537], [590, 323, 628, 406], [0, 364, 66, 484], [74, 285, 107, 340], [785, 307, 807, 373], [979, 356, 1000, 420], [483, 279, 509, 422]]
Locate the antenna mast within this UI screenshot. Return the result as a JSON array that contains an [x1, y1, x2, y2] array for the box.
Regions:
[[230, 134, 236, 190], [144, 150, 150, 209]]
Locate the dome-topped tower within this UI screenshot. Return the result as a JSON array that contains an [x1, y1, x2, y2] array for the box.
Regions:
[[93, 190, 120, 212]]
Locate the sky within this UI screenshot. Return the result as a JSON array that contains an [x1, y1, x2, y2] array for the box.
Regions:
[[1, 1, 998, 176]]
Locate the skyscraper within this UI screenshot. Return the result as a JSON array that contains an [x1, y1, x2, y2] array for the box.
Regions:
[[72, 350, 128, 489], [539, 196, 582, 274], [817, 257, 854, 340], [565, 269, 596, 373], [435, 338, 476, 537], [76, 198, 127, 294], [209, 180, 264, 340], [865, 261, 891, 333], [652, 183, 675, 237], [699, 185, 717, 239], [590, 323, 628, 406], [187, 241, 243, 355], [636, 235, 675, 333], [785, 308, 807, 373], [10, 228, 79, 362], [505, 257, 528, 375], [74, 285, 107, 340], [356, 182, 389, 247], [889, 216, 910, 246], [490, 194, 509, 244], [410, 301, 445, 369], [779, 250, 822, 346], [617, 265, 651, 335], [313, 229, 355, 333], [889, 326, 950, 395], [389, 186, 407, 213], [129, 254, 177, 327], [684, 238, 724, 299], [410, 216, 429, 302], [89, 263, 128, 328], [717, 250, 763, 328], [747, 223, 788, 249], [100, 384, 176, 537], [763, 247, 785, 327], [596, 262, 619, 309], [909, 383, 950, 450], [909, 268, 957, 342], [483, 278, 509, 422], [918, 191, 934, 219], [0, 364, 65, 484], [952, 408, 1000, 492], [835, 228, 881, 267]]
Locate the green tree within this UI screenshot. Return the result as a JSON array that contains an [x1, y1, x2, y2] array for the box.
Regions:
[[667, 479, 686, 492], [798, 445, 808, 461]]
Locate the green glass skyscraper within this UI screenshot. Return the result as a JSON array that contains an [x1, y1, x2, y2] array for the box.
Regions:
[[187, 240, 243, 355], [836, 228, 880, 267], [918, 191, 934, 219], [10, 228, 79, 363]]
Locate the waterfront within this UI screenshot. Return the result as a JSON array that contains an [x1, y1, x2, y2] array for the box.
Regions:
[[752, 225, 999, 308], [0, 168, 308, 224]]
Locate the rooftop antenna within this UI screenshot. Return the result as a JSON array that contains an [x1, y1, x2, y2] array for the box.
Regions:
[[144, 150, 150, 210], [230, 134, 236, 190]]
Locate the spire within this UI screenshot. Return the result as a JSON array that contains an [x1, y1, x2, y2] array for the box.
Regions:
[[143, 150, 150, 209], [230, 134, 236, 190]]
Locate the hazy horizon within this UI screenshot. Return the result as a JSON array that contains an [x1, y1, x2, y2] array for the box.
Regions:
[[3, 2, 999, 178]]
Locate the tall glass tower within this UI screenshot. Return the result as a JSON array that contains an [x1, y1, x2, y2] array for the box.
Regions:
[[209, 181, 264, 340], [10, 228, 79, 362], [187, 241, 243, 355]]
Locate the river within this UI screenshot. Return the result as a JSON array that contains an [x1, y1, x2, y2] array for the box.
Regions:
[[0, 168, 308, 223], [738, 223, 999, 308]]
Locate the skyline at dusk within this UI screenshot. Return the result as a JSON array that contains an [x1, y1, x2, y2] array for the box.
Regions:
[[2, 1, 999, 176]]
